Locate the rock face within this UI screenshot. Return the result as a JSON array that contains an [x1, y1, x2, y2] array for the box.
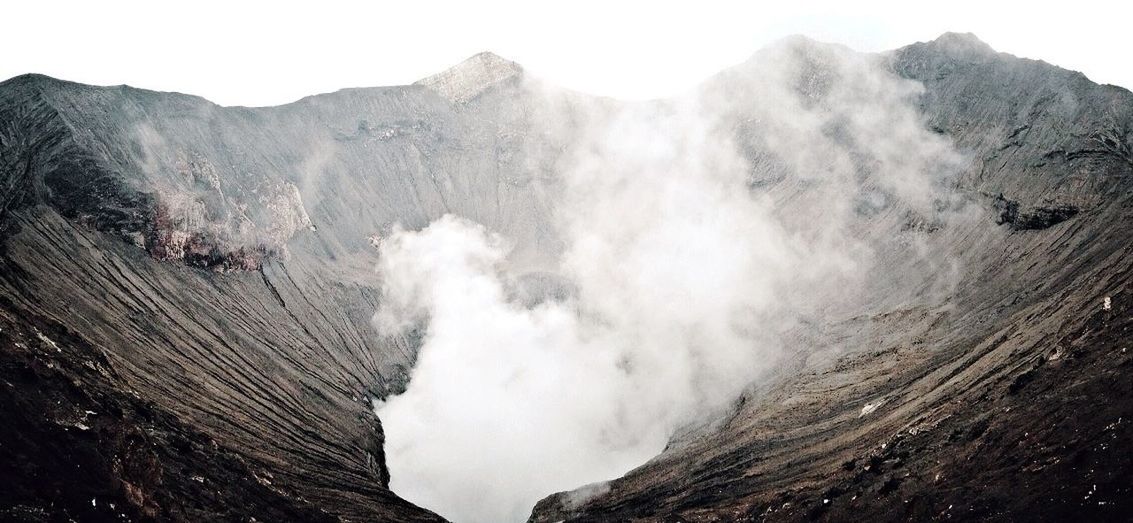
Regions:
[[0, 53, 568, 521], [416, 52, 524, 105], [1, 33, 1132, 522], [531, 33, 1133, 522]]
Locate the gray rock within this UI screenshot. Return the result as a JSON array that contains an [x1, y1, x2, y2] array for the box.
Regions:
[[1, 32, 1131, 522]]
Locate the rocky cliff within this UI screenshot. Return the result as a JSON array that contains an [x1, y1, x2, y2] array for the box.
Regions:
[[1, 32, 1131, 522], [531, 33, 1133, 522], [0, 55, 565, 521]]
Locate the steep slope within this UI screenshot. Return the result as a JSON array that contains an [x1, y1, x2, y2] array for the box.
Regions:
[[530, 33, 1133, 522], [1, 33, 1131, 523], [0, 53, 579, 520]]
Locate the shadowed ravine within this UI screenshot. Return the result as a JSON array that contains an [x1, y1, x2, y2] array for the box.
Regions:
[[1, 33, 1131, 522]]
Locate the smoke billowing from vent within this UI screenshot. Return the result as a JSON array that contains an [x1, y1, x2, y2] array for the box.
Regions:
[[374, 39, 966, 523]]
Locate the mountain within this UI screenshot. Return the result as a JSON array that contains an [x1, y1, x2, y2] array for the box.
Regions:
[[1, 33, 1131, 522], [532, 33, 1133, 522], [0, 52, 563, 521]]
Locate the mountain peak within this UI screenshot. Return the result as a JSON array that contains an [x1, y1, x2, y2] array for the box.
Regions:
[[415, 51, 523, 104], [926, 32, 996, 58]]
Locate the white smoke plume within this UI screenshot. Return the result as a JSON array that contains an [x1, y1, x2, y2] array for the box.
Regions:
[[374, 38, 965, 523]]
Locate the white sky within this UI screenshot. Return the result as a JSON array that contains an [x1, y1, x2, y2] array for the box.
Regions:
[[5, 0, 1131, 107]]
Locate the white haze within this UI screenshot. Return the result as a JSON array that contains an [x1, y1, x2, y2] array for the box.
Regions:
[[8, 1, 1131, 106], [374, 40, 965, 522]]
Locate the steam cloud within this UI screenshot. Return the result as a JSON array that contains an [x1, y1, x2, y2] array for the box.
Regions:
[[374, 39, 965, 522]]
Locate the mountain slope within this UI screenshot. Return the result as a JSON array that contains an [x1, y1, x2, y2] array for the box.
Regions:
[[0, 49, 598, 520], [0, 34, 1131, 522], [530, 33, 1133, 522]]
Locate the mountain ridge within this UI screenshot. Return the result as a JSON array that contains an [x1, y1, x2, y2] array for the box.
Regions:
[[7, 32, 1125, 112], [1, 33, 1131, 522]]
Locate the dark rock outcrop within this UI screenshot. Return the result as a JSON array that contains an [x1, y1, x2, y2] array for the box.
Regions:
[[993, 193, 1080, 230]]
